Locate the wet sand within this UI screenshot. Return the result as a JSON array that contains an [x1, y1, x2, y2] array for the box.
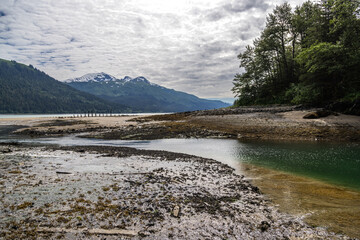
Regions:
[[240, 163, 360, 238], [0, 116, 138, 131]]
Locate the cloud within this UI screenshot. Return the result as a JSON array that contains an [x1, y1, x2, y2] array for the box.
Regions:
[[205, 0, 270, 22], [0, 0, 306, 98]]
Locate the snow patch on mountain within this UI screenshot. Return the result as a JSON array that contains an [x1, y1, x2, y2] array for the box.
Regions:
[[65, 72, 231, 112], [64, 72, 117, 83], [65, 73, 160, 87], [123, 76, 133, 82]]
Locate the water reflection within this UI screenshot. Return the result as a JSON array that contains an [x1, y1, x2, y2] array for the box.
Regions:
[[242, 163, 360, 238], [232, 140, 360, 190], [20, 137, 360, 190]]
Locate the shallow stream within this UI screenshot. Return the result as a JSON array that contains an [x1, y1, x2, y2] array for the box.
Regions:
[[19, 136, 360, 189]]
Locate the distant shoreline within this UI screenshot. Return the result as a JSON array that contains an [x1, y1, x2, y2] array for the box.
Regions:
[[0, 112, 169, 119], [5, 106, 359, 142]]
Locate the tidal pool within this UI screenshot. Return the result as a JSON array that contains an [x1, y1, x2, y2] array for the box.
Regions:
[[21, 137, 360, 189], [10, 136, 360, 237]]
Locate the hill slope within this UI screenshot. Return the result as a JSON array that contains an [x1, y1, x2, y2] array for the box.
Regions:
[[65, 73, 229, 112], [0, 59, 130, 113]]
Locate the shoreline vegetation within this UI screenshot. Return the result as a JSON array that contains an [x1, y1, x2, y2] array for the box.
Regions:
[[232, 1, 360, 115], [1, 106, 360, 239]]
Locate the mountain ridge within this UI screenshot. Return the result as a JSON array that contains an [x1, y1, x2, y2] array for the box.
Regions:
[[65, 73, 160, 87], [0, 59, 131, 113], [66, 73, 230, 112]]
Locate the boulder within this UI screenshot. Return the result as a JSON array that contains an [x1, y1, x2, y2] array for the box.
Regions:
[[303, 110, 333, 119]]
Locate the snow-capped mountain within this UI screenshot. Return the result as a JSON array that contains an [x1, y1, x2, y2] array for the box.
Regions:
[[65, 73, 230, 112], [64, 72, 117, 83], [0, 60, 130, 113], [65, 73, 156, 85]]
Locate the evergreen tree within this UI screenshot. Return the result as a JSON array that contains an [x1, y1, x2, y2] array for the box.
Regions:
[[233, 0, 360, 109]]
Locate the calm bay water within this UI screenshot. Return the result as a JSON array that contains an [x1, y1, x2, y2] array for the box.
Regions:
[[0, 113, 165, 119]]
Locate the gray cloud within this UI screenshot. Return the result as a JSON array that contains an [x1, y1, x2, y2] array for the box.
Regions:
[[205, 0, 270, 22], [0, 0, 306, 98], [224, 0, 270, 13]]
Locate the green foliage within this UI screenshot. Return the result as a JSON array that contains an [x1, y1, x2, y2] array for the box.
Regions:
[[233, 0, 360, 108], [297, 42, 344, 73], [286, 83, 321, 105], [0, 59, 130, 113], [342, 92, 360, 102]]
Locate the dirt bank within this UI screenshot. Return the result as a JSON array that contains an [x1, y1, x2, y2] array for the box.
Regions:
[[0, 144, 348, 239], [131, 106, 360, 141], [0, 116, 144, 138], [8, 107, 360, 141]]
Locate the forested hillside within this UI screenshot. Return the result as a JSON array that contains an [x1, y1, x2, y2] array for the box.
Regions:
[[232, 0, 360, 113], [0, 59, 130, 113], [66, 73, 229, 112]]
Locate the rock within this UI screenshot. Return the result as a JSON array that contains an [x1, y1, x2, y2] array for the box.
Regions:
[[1, 148, 12, 153], [147, 221, 155, 227], [303, 110, 332, 119], [258, 221, 271, 232], [172, 205, 180, 217]]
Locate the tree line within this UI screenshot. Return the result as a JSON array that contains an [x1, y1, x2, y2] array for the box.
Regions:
[[232, 0, 360, 110]]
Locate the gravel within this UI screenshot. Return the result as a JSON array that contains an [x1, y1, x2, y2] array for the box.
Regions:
[[0, 144, 350, 239]]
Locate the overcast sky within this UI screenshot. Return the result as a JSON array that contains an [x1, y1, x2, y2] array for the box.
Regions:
[[0, 0, 306, 98]]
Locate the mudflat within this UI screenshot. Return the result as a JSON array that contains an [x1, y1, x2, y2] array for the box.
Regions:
[[3, 106, 360, 141], [0, 144, 350, 239], [1, 106, 359, 239]]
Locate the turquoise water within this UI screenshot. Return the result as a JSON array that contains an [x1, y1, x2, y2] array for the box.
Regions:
[[15, 137, 360, 190], [234, 140, 360, 190]]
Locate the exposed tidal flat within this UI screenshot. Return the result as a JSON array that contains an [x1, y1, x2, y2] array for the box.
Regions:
[[0, 144, 353, 239], [1, 107, 360, 239], [12, 137, 360, 238]]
